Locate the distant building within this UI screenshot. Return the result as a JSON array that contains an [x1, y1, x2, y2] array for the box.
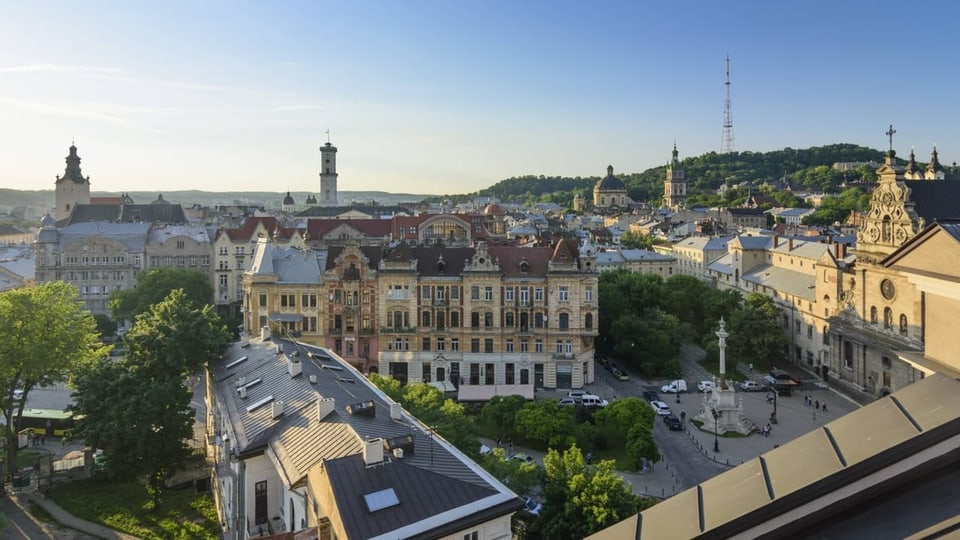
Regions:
[[54, 144, 91, 222], [318, 140, 339, 207], [593, 165, 630, 211], [662, 144, 687, 210]]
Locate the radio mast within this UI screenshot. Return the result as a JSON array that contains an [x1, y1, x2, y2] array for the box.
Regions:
[[721, 55, 735, 154]]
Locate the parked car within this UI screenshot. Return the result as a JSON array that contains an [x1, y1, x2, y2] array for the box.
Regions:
[[740, 380, 764, 392], [12, 389, 23, 401], [507, 453, 536, 465], [558, 397, 581, 407], [523, 496, 543, 516], [663, 414, 682, 430], [650, 400, 672, 416], [661, 380, 688, 394], [479, 444, 492, 455], [581, 394, 609, 408], [642, 390, 660, 402], [568, 390, 588, 399], [697, 380, 715, 393], [612, 367, 630, 381]]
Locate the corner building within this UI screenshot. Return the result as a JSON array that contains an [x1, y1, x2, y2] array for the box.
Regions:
[[377, 239, 599, 398]]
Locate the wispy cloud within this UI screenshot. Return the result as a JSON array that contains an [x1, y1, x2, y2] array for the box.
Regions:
[[0, 64, 124, 75], [0, 96, 168, 134]]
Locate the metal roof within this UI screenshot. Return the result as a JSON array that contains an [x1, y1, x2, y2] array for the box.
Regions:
[[742, 263, 816, 301]]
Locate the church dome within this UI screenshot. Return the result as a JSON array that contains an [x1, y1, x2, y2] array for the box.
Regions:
[[596, 165, 626, 191], [151, 194, 171, 205], [482, 203, 503, 215], [283, 191, 295, 205], [40, 213, 56, 229]]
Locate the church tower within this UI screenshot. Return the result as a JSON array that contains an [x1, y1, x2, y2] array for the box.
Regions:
[[855, 149, 923, 266], [55, 143, 91, 221], [319, 138, 338, 207], [663, 143, 687, 210]]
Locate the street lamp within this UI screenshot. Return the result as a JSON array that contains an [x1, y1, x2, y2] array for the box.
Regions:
[[712, 409, 720, 453], [771, 389, 778, 424]]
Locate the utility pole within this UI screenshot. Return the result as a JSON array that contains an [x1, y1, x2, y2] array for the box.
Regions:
[[721, 56, 735, 154]]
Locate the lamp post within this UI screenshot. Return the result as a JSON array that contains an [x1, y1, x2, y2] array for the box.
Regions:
[[712, 409, 720, 453], [676, 374, 682, 404], [771, 389, 778, 424]]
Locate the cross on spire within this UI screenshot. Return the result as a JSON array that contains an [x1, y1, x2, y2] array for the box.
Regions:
[[325, 129, 330, 144], [886, 124, 896, 152]]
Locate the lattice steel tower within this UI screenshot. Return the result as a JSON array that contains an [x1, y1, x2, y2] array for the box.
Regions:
[[721, 55, 735, 153]]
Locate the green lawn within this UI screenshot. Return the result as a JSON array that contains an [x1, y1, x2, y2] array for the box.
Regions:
[[48, 478, 220, 540]]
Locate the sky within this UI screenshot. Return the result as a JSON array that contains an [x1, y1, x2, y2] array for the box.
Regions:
[[2, 1, 959, 196]]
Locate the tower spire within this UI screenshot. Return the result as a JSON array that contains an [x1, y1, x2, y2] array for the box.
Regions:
[[721, 55, 735, 154]]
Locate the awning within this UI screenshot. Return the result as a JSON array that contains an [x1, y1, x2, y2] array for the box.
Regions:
[[269, 313, 303, 322]]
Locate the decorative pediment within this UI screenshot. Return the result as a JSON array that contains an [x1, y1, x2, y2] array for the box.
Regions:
[[463, 241, 500, 272]]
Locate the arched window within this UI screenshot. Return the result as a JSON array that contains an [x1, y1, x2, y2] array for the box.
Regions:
[[585, 313, 594, 329], [899, 314, 908, 336], [559, 313, 569, 329], [870, 306, 878, 324], [884, 307, 893, 329]]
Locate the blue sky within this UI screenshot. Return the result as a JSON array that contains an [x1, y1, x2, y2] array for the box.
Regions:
[[1, 1, 958, 195]]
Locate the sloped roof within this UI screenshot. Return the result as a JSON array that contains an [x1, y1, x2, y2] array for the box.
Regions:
[[588, 374, 960, 539], [904, 180, 960, 223], [742, 264, 816, 301]]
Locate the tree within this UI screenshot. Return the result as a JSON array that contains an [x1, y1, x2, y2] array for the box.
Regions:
[[726, 293, 786, 372], [514, 400, 577, 449], [479, 395, 527, 438], [0, 282, 108, 471], [93, 313, 118, 339], [109, 267, 214, 322], [72, 289, 230, 508], [529, 444, 647, 540]]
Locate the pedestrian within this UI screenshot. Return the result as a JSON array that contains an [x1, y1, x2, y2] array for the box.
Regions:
[[822, 402, 828, 413], [507, 437, 513, 455], [495, 435, 501, 448], [815, 400, 820, 411], [766, 392, 774, 404], [680, 411, 686, 424], [586, 452, 593, 465]]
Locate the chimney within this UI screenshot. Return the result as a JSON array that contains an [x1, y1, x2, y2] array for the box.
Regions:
[[271, 401, 284, 419], [390, 402, 402, 421], [773, 235, 780, 248], [788, 238, 794, 250], [239, 386, 247, 399], [317, 397, 335, 421], [261, 326, 271, 341], [309, 374, 317, 384], [392, 448, 404, 459], [288, 359, 302, 378], [363, 438, 384, 466]]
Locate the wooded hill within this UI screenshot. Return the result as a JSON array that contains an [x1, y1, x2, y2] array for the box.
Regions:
[[451, 143, 889, 208]]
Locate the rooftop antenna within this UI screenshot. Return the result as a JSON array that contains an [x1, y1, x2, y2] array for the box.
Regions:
[[325, 129, 331, 144], [721, 55, 735, 154]]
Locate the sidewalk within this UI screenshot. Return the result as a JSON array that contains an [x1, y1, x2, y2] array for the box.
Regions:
[[6, 489, 141, 540]]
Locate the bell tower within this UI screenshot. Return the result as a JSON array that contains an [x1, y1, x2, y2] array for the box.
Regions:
[[319, 133, 338, 207], [55, 143, 91, 221], [663, 143, 687, 210]]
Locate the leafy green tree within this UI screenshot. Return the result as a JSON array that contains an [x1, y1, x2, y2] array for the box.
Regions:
[[479, 395, 527, 438], [367, 373, 403, 402], [479, 447, 544, 496], [109, 267, 214, 322], [726, 293, 786, 372], [514, 400, 577, 449], [529, 444, 647, 540], [92, 313, 118, 339], [72, 289, 230, 508], [0, 282, 108, 470], [625, 423, 659, 468], [620, 230, 655, 250]]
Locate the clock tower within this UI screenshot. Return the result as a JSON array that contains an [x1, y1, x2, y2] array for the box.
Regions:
[[663, 143, 687, 210], [55, 143, 91, 221], [318, 137, 338, 207]]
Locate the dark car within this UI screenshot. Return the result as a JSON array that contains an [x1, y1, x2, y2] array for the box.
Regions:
[[663, 414, 682, 431], [642, 390, 660, 402]]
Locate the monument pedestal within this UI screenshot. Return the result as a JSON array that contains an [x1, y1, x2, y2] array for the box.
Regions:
[[694, 379, 753, 435]]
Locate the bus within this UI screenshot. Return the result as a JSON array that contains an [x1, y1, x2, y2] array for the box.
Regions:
[[15, 408, 75, 438]]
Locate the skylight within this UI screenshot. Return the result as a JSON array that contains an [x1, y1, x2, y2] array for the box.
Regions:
[[246, 395, 275, 413], [224, 356, 248, 369], [364, 488, 400, 513]]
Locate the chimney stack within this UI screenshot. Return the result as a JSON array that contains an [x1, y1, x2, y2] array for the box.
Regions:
[[390, 402, 402, 421], [288, 359, 302, 378], [363, 438, 384, 466], [317, 397, 335, 421], [271, 401, 284, 419], [788, 238, 794, 250], [261, 326, 271, 341]]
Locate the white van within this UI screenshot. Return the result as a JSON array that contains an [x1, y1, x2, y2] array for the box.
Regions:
[[661, 380, 688, 394], [580, 394, 609, 408]]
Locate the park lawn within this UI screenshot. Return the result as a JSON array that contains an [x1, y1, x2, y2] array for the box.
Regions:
[[49, 478, 220, 540]]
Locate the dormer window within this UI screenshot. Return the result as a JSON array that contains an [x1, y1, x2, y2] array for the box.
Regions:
[[519, 261, 530, 273]]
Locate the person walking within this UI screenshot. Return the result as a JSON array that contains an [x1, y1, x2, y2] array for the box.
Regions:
[[815, 399, 820, 411], [822, 402, 828, 413]]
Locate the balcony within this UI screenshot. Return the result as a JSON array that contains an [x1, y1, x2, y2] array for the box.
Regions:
[[552, 352, 576, 360], [432, 298, 448, 307], [328, 328, 343, 336], [379, 326, 417, 334]]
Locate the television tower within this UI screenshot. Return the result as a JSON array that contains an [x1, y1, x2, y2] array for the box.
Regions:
[[721, 55, 735, 154]]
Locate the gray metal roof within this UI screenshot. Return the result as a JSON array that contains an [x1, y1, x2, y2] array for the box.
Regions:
[[742, 263, 816, 301], [58, 222, 151, 251], [146, 224, 211, 244], [212, 336, 519, 526]]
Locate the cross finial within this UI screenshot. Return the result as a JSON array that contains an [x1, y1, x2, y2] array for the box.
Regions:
[[886, 124, 896, 152], [325, 129, 330, 144]]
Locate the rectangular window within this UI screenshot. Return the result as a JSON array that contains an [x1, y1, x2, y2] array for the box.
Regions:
[[471, 339, 480, 353], [505, 288, 514, 302], [535, 339, 543, 353], [451, 338, 460, 351], [471, 286, 480, 300], [422, 337, 431, 351], [484, 312, 493, 327], [219, 275, 228, 287], [471, 312, 480, 327], [176, 240, 185, 249], [484, 338, 494, 353], [437, 338, 446, 351], [422, 285, 431, 300], [259, 294, 267, 307], [565, 340, 573, 353], [585, 287, 593, 302], [422, 311, 431, 327], [521, 339, 529, 352], [255, 480, 268, 525], [200, 255, 210, 266], [559, 286, 569, 301], [484, 286, 493, 301], [556, 340, 563, 353], [519, 288, 529, 305], [451, 286, 459, 300], [807, 325, 813, 339], [534, 288, 544, 301], [505, 363, 515, 385], [506, 339, 514, 352]]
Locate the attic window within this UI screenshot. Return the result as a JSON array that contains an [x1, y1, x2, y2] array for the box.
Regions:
[[519, 261, 530, 273], [364, 488, 399, 513]]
